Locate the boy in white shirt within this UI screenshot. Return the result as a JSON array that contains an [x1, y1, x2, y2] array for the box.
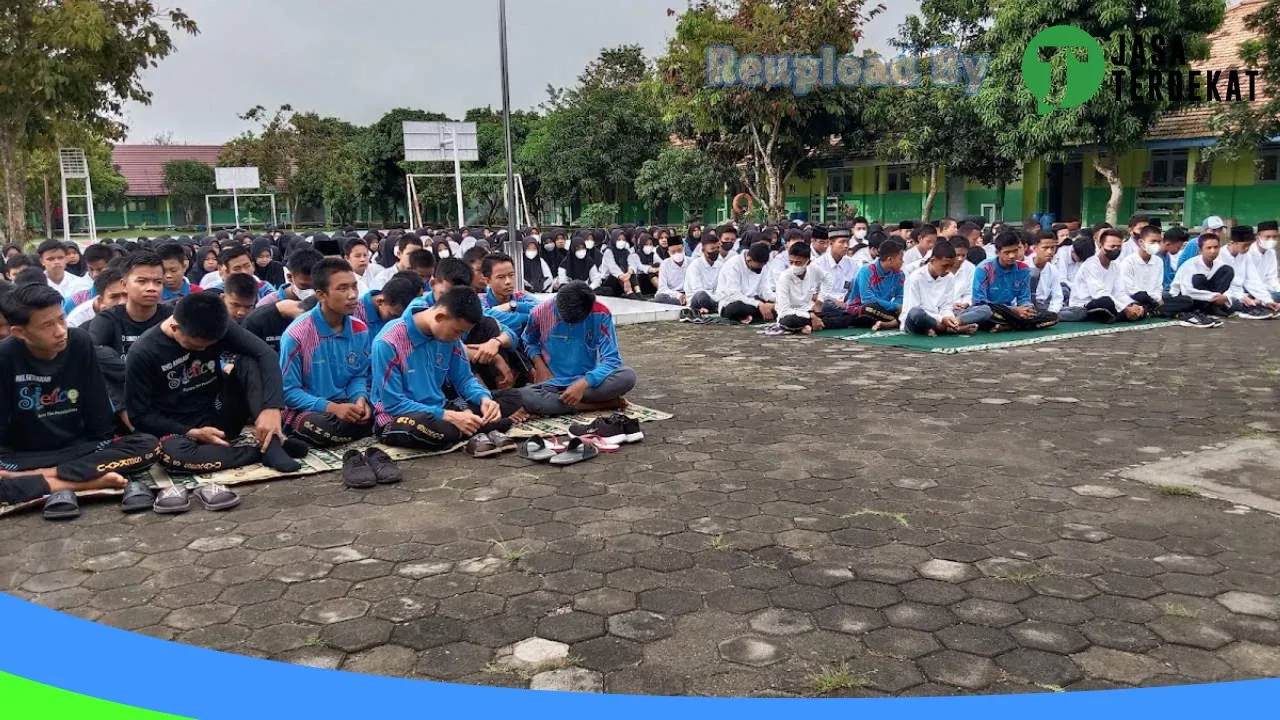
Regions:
[[814, 228, 857, 309], [1068, 230, 1144, 323], [1168, 232, 1232, 327], [775, 242, 832, 334], [901, 242, 977, 336], [713, 243, 774, 324], [684, 235, 724, 317]]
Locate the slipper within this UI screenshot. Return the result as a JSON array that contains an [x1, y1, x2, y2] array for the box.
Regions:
[[153, 485, 192, 515], [577, 435, 621, 453], [43, 490, 80, 521], [121, 480, 155, 514], [517, 437, 557, 462], [548, 437, 599, 466], [192, 483, 241, 511], [544, 436, 570, 452]]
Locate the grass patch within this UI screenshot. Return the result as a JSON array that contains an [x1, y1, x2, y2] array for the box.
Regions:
[[1162, 603, 1199, 619], [845, 509, 910, 528], [490, 540, 530, 564], [810, 663, 873, 695], [303, 635, 325, 647], [1155, 484, 1202, 498], [1035, 683, 1066, 693], [707, 534, 732, 551]]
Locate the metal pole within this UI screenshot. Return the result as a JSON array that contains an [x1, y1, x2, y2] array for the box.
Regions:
[[232, 187, 240, 230], [451, 130, 465, 230], [498, 0, 522, 291]]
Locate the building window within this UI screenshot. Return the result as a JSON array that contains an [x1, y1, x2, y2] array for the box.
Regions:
[[887, 166, 911, 193], [827, 168, 852, 195], [1259, 149, 1280, 183], [1148, 150, 1188, 187]]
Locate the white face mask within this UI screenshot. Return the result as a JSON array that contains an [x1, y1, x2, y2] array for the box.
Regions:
[[575, 249, 588, 260], [790, 265, 807, 278], [1262, 239, 1277, 252], [641, 246, 654, 254], [1144, 242, 1161, 256], [854, 229, 868, 241], [525, 250, 538, 260], [295, 288, 316, 301], [543, 242, 554, 251], [584, 240, 596, 249], [672, 253, 685, 264], [615, 240, 628, 250]]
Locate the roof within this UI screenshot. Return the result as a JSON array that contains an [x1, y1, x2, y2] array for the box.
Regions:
[[1149, 0, 1269, 141], [111, 145, 223, 196]]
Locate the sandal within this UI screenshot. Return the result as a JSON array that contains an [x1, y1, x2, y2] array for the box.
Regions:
[[517, 437, 557, 462], [577, 435, 621, 453], [153, 485, 192, 515], [192, 483, 241, 512], [548, 437, 599, 466], [43, 490, 80, 521], [121, 480, 155, 514]]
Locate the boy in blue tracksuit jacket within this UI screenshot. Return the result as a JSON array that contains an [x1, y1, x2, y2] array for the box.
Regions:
[[957, 231, 1059, 331], [353, 273, 422, 342], [845, 240, 907, 330], [279, 260, 374, 447], [371, 286, 516, 451], [518, 281, 636, 417]]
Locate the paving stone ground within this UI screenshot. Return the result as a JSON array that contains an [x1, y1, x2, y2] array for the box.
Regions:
[[4, 321, 1280, 697]]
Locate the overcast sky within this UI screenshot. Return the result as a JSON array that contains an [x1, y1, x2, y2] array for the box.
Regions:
[[122, 0, 920, 144]]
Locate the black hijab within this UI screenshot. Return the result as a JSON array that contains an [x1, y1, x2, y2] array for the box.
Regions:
[[560, 236, 596, 282], [636, 233, 660, 268], [522, 240, 548, 292], [251, 237, 287, 287], [608, 229, 631, 270], [545, 230, 569, 269], [190, 243, 218, 284]]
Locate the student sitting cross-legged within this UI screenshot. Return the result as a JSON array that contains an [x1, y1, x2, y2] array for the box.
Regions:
[[773, 241, 852, 334], [845, 238, 907, 330], [518, 282, 636, 417], [0, 284, 161, 514], [959, 230, 1059, 332], [371, 287, 515, 453], [279, 259, 374, 448], [901, 241, 978, 336], [126, 293, 305, 475], [1066, 230, 1146, 324]]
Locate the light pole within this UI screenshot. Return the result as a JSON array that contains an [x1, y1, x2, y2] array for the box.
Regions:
[[498, 0, 523, 291]]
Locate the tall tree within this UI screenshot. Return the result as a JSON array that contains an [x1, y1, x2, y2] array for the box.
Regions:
[[163, 160, 215, 226], [357, 108, 450, 224], [0, 1, 197, 243], [975, 0, 1224, 225], [657, 0, 884, 221], [635, 146, 731, 221]]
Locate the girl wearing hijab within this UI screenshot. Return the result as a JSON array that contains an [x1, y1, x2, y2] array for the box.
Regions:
[[64, 242, 86, 276], [189, 244, 219, 285], [544, 229, 569, 270], [251, 237, 287, 288], [685, 223, 703, 257], [599, 229, 642, 297], [433, 239, 454, 260], [654, 228, 672, 259], [4, 243, 24, 260], [522, 238, 553, 293], [635, 233, 661, 294], [586, 228, 605, 265], [557, 236, 602, 290]]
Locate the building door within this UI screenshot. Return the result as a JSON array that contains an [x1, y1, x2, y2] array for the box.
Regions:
[[946, 172, 967, 218], [1047, 160, 1084, 224]]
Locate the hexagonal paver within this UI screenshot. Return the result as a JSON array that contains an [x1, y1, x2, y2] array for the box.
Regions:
[[607, 610, 672, 642], [936, 624, 1017, 658], [414, 642, 491, 680], [748, 608, 814, 636], [864, 627, 940, 659], [508, 637, 570, 669], [1072, 647, 1166, 684], [1008, 621, 1089, 654], [996, 648, 1083, 686], [572, 636, 644, 672], [953, 599, 1023, 628], [436, 592, 505, 621], [389, 617, 465, 650], [343, 645, 416, 677], [322, 617, 392, 653], [900, 579, 968, 605], [919, 651, 1000, 690], [884, 602, 955, 632], [530, 667, 603, 692], [1081, 618, 1161, 653], [835, 581, 902, 608], [791, 564, 855, 587], [300, 598, 369, 625], [637, 588, 702, 616], [1148, 616, 1234, 650], [1217, 591, 1280, 619], [1219, 642, 1280, 677], [916, 559, 978, 583], [537, 611, 605, 644], [717, 636, 785, 667], [814, 605, 886, 635]]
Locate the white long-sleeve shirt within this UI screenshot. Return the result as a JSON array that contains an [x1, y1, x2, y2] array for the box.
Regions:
[[1071, 255, 1131, 308], [1053, 245, 1084, 285], [712, 254, 764, 309], [67, 298, 100, 328], [1118, 252, 1164, 300], [758, 252, 789, 303], [901, 265, 958, 323], [1217, 248, 1253, 301], [1170, 255, 1229, 302], [683, 255, 722, 297], [655, 256, 687, 301], [1118, 235, 1145, 261], [775, 265, 829, 321], [47, 271, 90, 299], [951, 260, 976, 306], [557, 263, 603, 290], [600, 250, 642, 279], [1031, 260, 1064, 313], [814, 252, 858, 303], [1246, 242, 1280, 295]]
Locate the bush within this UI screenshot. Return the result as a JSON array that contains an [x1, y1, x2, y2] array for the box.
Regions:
[[575, 203, 619, 228]]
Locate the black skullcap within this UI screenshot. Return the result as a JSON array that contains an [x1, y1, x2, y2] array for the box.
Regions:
[[1231, 225, 1255, 242], [810, 225, 829, 240], [828, 228, 852, 240], [1257, 220, 1279, 233]]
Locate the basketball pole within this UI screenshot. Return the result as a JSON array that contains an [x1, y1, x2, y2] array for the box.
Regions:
[[498, 0, 522, 291]]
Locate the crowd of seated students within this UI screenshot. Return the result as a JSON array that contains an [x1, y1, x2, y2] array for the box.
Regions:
[[0, 228, 638, 519]]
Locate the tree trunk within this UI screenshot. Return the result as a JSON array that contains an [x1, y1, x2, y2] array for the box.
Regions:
[[922, 165, 939, 222], [42, 175, 52, 240], [995, 179, 1007, 223], [0, 125, 29, 247], [1093, 153, 1124, 227]]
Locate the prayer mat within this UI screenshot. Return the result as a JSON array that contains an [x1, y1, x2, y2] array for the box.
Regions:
[[0, 437, 463, 518], [755, 323, 875, 339], [853, 318, 1177, 354], [506, 402, 673, 439]]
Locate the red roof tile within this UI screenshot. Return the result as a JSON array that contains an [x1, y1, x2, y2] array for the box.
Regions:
[[111, 145, 223, 196]]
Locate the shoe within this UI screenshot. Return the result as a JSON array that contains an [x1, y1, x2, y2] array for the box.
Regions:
[[1177, 312, 1215, 328], [192, 483, 241, 511], [1204, 312, 1225, 328], [1086, 307, 1116, 324], [363, 447, 402, 485], [487, 431, 517, 453], [619, 415, 644, 444], [1238, 306, 1273, 320], [120, 480, 155, 514], [678, 308, 696, 323], [568, 415, 626, 444], [153, 486, 191, 515], [465, 433, 500, 458], [341, 449, 377, 489]]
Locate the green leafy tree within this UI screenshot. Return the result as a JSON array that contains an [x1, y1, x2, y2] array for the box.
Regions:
[[635, 146, 730, 221], [460, 107, 541, 226], [576, 203, 620, 228], [0, 1, 197, 243], [975, 0, 1224, 225], [323, 138, 364, 227], [357, 108, 450, 224], [163, 160, 215, 226], [656, 0, 883, 221]]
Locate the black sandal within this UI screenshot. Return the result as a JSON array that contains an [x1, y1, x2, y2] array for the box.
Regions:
[[43, 490, 80, 521]]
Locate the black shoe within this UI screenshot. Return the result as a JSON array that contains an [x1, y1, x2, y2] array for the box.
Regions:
[[342, 449, 377, 489], [1086, 307, 1116, 324], [120, 480, 155, 514], [363, 446, 402, 485], [1177, 312, 1214, 328], [618, 415, 644, 443], [569, 414, 629, 444]]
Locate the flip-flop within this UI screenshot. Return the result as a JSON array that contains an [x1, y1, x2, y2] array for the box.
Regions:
[[577, 435, 621, 453], [517, 436, 557, 462], [548, 437, 599, 466], [192, 483, 241, 512], [153, 485, 192, 515], [43, 490, 80, 521], [121, 480, 155, 514]]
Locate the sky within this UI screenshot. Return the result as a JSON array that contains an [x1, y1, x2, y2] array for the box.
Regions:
[[122, 0, 920, 144]]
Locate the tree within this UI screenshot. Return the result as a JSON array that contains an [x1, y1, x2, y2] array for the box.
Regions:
[[578, 44, 651, 94], [1207, 2, 1280, 163], [657, 1, 884, 221], [577, 203, 619, 228], [635, 146, 730, 220], [358, 108, 450, 224], [163, 160, 215, 226], [323, 138, 364, 227], [975, 0, 1223, 225], [0, 1, 197, 243]]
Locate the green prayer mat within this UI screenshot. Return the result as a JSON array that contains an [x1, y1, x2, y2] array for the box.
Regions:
[[853, 318, 1177, 354], [813, 327, 876, 339]]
